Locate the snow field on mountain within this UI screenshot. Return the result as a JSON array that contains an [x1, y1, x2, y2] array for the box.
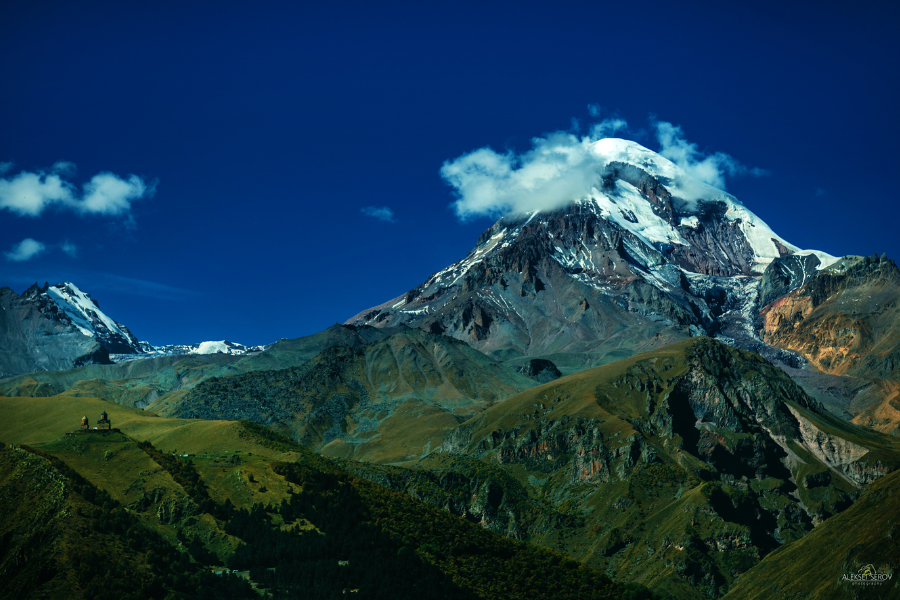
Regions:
[[46, 283, 131, 340]]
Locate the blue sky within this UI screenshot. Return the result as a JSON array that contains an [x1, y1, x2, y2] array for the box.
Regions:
[[1, 1, 898, 346]]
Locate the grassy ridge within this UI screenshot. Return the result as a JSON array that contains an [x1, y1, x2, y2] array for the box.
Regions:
[[0, 443, 255, 600], [2, 417, 662, 599], [724, 469, 900, 599]]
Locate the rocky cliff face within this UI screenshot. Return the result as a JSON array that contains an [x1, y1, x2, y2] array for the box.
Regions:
[[0, 285, 111, 377], [761, 254, 900, 380], [757, 253, 822, 309], [428, 338, 897, 596]]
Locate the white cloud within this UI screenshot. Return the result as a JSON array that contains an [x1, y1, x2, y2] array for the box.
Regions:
[[442, 118, 630, 221], [589, 118, 627, 139], [0, 171, 75, 217], [81, 173, 148, 216], [61, 240, 78, 257], [0, 164, 153, 218], [654, 120, 766, 191], [51, 161, 76, 175], [442, 113, 766, 221], [0, 162, 13, 175], [5, 238, 46, 262], [361, 206, 396, 222]]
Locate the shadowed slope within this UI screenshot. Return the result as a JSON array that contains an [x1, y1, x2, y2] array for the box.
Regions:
[[157, 328, 537, 462], [423, 338, 900, 597], [724, 468, 900, 599]]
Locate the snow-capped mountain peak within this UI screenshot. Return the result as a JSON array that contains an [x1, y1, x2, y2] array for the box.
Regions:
[[24, 281, 144, 354], [347, 138, 842, 368], [586, 138, 836, 273], [45, 282, 137, 343], [123, 339, 266, 362]]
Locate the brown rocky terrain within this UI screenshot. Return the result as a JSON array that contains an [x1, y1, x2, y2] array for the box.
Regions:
[[760, 254, 900, 434], [761, 254, 900, 379]]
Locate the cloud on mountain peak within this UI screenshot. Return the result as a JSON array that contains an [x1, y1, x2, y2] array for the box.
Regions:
[[654, 121, 766, 191], [442, 113, 765, 221]]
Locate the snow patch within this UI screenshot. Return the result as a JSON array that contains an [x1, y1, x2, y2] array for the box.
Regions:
[[46, 282, 134, 343], [193, 341, 231, 354]]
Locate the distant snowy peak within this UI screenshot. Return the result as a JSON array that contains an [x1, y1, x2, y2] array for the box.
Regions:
[[118, 339, 266, 362], [25, 281, 143, 354], [192, 340, 265, 355]]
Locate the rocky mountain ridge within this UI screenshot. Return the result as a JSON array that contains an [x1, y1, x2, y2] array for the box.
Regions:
[[0, 283, 112, 377], [346, 139, 836, 376]]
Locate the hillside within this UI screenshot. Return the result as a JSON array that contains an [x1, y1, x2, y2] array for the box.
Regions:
[[0, 324, 403, 412], [724, 469, 900, 599], [0, 442, 254, 600], [2, 336, 898, 599], [414, 338, 898, 597], [159, 328, 537, 462], [0, 396, 659, 600]]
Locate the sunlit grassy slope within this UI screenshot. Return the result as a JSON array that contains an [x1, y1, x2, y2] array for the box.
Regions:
[[0, 394, 660, 600]]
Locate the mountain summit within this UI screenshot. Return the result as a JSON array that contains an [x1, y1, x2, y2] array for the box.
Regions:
[[0, 282, 266, 377], [0, 281, 139, 377], [347, 139, 839, 372]]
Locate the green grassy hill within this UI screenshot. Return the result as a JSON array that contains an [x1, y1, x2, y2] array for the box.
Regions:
[[0, 401, 660, 600]]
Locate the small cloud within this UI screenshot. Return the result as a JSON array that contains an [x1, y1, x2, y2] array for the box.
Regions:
[[0, 163, 154, 219], [0, 171, 73, 217], [653, 120, 767, 193], [361, 206, 396, 223], [81, 172, 149, 216], [5, 238, 46, 262], [51, 161, 76, 176], [589, 117, 628, 139], [0, 162, 13, 175], [585, 105, 628, 138], [815, 187, 826, 197], [61, 240, 78, 257]]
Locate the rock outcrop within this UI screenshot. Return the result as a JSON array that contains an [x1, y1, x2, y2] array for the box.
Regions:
[[761, 254, 900, 379]]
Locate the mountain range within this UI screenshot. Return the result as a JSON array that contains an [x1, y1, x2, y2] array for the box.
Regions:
[[0, 281, 265, 378], [1, 138, 898, 599]]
